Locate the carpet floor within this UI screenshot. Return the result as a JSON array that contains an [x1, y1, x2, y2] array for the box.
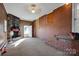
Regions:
[[4, 38, 65, 56]]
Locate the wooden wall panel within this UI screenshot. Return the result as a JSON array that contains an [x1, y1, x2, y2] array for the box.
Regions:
[[32, 4, 72, 41], [0, 3, 7, 43]]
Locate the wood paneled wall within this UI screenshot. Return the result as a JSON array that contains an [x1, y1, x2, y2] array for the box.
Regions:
[[32, 4, 72, 41], [0, 4, 7, 43]]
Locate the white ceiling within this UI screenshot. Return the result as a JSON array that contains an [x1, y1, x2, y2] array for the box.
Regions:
[[4, 3, 64, 21]]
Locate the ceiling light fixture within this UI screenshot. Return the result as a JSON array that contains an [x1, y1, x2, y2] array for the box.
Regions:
[[31, 4, 36, 13], [32, 9, 35, 13], [65, 3, 69, 5]]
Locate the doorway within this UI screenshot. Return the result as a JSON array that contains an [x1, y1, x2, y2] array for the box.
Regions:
[[24, 25, 32, 37]]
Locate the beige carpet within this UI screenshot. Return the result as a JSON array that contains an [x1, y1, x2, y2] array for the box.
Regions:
[[4, 38, 65, 56]]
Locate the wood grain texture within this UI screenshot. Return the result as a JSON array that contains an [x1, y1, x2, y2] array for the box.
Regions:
[[0, 3, 7, 44], [32, 4, 72, 41]]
